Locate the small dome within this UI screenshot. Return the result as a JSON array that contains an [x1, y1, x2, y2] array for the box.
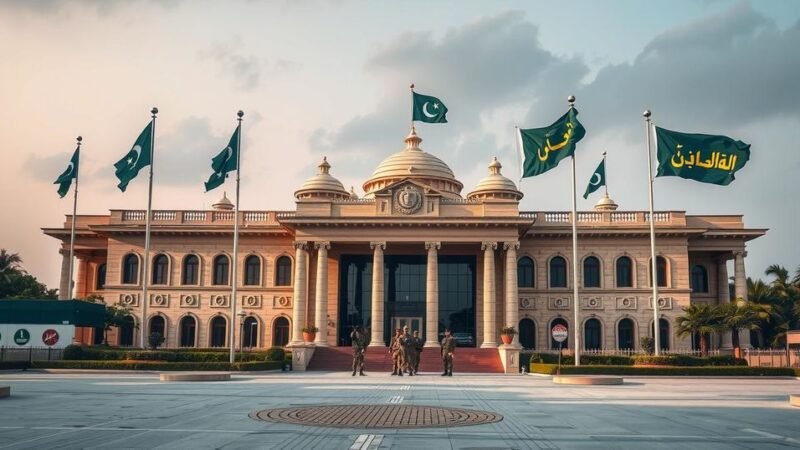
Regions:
[[349, 186, 358, 199], [594, 192, 619, 211], [295, 156, 349, 200], [467, 157, 523, 201], [362, 127, 463, 198], [212, 192, 234, 210]]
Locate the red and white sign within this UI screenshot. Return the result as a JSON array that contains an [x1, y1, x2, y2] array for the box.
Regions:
[[42, 329, 60, 346], [551, 324, 568, 343]]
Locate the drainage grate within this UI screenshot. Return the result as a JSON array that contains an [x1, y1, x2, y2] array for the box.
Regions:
[[250, 405, 503, 429]]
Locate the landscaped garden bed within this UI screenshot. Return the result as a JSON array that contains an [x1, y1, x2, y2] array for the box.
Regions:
[[530, 363, 800, 377]]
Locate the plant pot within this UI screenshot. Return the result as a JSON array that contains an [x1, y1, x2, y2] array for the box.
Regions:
[[302, 332, 316, 343], [500, 334, 513, 345]]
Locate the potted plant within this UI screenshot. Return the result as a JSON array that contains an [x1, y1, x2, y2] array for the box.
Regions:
[[500, 326, 517, 345], [302, 325, 319, 343]]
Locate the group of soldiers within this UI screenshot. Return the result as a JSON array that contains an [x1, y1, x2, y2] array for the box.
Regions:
[[349, 325, 456, 377]]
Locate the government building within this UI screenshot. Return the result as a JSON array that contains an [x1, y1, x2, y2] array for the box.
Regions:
[[43, 127, 765, 368]]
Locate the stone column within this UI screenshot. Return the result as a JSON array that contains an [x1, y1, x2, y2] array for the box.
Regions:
[[58, 250, 70, 300], [734, 250, 751, 350], [369, 242, 386, 347], [425, 242, 441, 348], [314, 242, 330, 346], [481, 242, 498, 348], [289, 242, 308, 346], [504, 241, 520, 347], [75, 256, 88, 299], [718, 257, 732, 349]]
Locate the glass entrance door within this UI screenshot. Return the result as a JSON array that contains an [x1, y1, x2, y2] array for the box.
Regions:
[[391, 316, 422, 334]]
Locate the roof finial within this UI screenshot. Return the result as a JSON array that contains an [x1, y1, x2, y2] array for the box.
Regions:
[[318, 156, 331, 174], [404, 127, 422, 150], [488, 156, 502, 174]]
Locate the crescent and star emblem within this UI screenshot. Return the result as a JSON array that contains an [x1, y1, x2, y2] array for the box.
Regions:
[[422, 102, 439, 118], [223, 146, 233, 163], [589, 173, 602, 186], [64, 162, 74, 177], [127, 144, 142, 168]]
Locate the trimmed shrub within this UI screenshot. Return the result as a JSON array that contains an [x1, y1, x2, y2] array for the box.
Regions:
[[530, 363, 796, 376], [632, 355, 747, 367], [264, 347, 286, 362], [29, 360, 284, 371], [62, 345, 85, 360], [60, 346, 273, 363], [528, 353, 633, 366], [0, 361, 29, 370]]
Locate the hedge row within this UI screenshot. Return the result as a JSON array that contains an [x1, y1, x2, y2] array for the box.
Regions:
[[63, 345, 286, 363], [0, 361, 29, 370], [530, 363, 800, 377], [525, 353, 746, 367], [29, 360, 285, 371]]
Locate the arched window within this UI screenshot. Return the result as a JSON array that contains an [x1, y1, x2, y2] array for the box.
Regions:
[[518, 318, 535, 349], [550, 318, 569, 349], [213, 255, 230, 286], [210, 316, 227, 347], [549, 256, 567, 288], [273, 316, 290, 346], [583, 256, 601, 288], [584, 318, 602, 350], [96, 263, 106, 290], [244, 255, 261, 286], [119, 315, 135, 346], [616, 256, 633, 288], [651, 318, 670, 351], [152, 254, 169, 285], [618, 318, 635, 350], [517, 257, 534, 288], [649, 256, 668, 287], [149, 315, 165, 342], [691, 265, 708, 293], [275, 256, 292, 286], [122, 254, 139, 284], [182, 255, 199, 285], [243, 316, 258, 348], [179, 316, 196, 347]]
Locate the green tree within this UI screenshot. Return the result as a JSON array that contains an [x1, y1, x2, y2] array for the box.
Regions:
[[0, 249, 58, 299], [716, 299, 770, 358], [104, 302, 134, 345], [676, 304, 721, 357], [0, 249, 23, 282]]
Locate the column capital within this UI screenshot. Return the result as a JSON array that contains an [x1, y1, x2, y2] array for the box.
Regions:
[[481, 241, 497, 251], [294, 241, 308, 251], [314, 241, 331, 250], [370, 241, 386, 251], [734, 250, 747, 258], [503, 241, 520, 251], [425, 242, 441, 251]]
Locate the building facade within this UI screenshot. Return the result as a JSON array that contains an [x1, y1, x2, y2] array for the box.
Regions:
[[44, 128, 765, 352]]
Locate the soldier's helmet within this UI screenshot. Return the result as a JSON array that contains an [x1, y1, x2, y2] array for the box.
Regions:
[[402, 325, 409, 332]]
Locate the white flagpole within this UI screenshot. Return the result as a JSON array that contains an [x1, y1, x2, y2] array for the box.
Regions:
[[603, 151, 608, 196], [568, 95, 581, 366], [515, 126, 524, 183], [644, 109, 661, 356], [66, 136, 82, 300], [230, 110, 244, 364], [140, 107, 158, 349]]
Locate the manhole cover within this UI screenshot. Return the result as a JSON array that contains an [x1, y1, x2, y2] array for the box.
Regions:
[[250, 405, 503, 429]]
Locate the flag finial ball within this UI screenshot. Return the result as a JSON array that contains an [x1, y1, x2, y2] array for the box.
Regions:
[[237, 110, 244, 118], [76, 136, 82, 143], [567, 95, 575, 104], [643, 109, 652, 118], [151, 107, 158, 115], [409, 83, 414, 90]]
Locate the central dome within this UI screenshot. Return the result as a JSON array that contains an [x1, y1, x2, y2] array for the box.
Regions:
[[362, 127, 463, 198]]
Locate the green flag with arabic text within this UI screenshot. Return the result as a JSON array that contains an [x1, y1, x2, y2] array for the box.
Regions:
[[655, 127, 750, 186], [520, 108, 586, 178]]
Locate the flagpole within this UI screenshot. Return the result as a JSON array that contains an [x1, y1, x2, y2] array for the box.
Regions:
[[409, 83, 415, 129], [602, 151, 608, 196], [515, 126, 524, 183], [568, 95, 581, 366], [66, 136, 82, 300], [140, 107, 157, 349], [644, 109, 661, 356], [230, 110, 244, 364]]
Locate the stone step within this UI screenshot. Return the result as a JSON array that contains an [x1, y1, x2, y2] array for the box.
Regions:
[[307, 347, 504, 373]]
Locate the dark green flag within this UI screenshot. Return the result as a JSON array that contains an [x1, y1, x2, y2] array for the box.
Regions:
[[412, 92, 448, 123], [655, 127, 750, 186], [204, 124, 240, 192], [583, 158, 605, 199], [520, 108, 586, 178], [114, 122, 153, 192], [54, 147, 80, 198]]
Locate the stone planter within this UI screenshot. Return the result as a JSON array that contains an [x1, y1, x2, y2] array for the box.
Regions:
[[500, 334, 514, 345], [302, 332, 316, 343]]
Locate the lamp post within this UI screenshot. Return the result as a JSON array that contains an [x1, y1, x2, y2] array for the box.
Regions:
[[237, 310, 247, 360]]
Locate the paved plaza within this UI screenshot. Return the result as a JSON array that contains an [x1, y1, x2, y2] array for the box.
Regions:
[[0, 370, 799, 449]]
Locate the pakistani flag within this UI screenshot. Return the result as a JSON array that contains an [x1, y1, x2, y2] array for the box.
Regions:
[[655, 127, 750, 186], [582, 158, 606, 199], [204, 124, 240, 192], [54, 147, 80, 198], [412, 92, 448, 123], [520, 108, 586, 178], [114, 122, 153, 192]]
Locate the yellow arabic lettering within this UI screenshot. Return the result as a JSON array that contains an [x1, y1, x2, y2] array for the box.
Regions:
[[537, 146, 549, 161]]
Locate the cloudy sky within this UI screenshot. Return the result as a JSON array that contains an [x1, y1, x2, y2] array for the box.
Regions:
[[1, 0, 798, 289]]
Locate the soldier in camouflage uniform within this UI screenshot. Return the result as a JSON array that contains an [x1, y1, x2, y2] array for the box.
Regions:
[[400, 326, 415, 376], [350, 326, 367, 376], [412, 330, 423, 374], [441, 327, 455, 376], [389, 328, 404, 376]]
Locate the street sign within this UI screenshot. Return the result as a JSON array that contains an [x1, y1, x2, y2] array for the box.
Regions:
[[551, 324, 568, 343], [14, 328, 31, 345], [42, 329, 60, 346]]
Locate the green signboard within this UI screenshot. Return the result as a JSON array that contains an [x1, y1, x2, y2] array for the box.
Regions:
[[14, 328, 30, 345]]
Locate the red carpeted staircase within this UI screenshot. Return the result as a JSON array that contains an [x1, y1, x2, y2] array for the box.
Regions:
[[306, 346, 504, 373]]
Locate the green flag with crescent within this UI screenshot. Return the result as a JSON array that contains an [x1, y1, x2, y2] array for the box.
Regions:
[[655, 127, 750, 186], [412, 92, 448, 123], [204, 124, 240, 192], [54, 147, 80, 198], [114, 122, 153, 192], [583, 158, 606, 199], [519, 108, 586, 178]]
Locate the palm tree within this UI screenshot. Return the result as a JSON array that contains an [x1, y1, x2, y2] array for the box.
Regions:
[[716, 299, 770, 358], [0, 249, 23, 283], [676, 304, 720, 357], [763, 265, 800, 361]]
